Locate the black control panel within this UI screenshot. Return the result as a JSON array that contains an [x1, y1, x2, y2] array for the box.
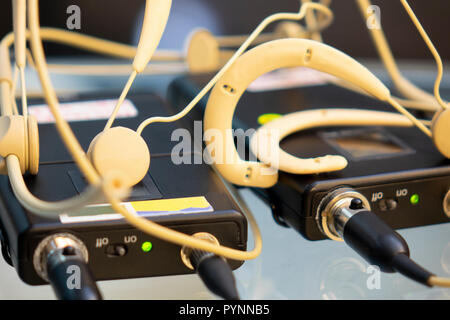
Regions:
[[283, 166, 450, 240]]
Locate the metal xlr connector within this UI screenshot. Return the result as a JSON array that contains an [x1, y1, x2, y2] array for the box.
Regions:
[[316, 188, 371, 241]]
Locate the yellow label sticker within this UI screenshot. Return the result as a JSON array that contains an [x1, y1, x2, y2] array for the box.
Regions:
[[131, 196, 212, 214], [59, 196, 213, 224]]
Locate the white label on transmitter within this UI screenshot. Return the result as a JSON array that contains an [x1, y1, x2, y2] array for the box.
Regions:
[[28, 99, 138, 124], [248, 67, 336, 92]]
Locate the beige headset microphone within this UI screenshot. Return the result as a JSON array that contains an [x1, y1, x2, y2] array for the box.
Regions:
[[289, 0, 449, 113], [203, 38, 435, 188], [4, 0, 326, 261], [1, 22, 311, 78], [1, 0, 173, 216], [186, 21, 314, 73], [0, 0, 39, 179], [87, 0, 174, 189], [356, 0, 449, 110], [4, 1, 335, 261], [2, 0, 450, 276], [202, 9, 450, 286], [0, 23, 309, 78], [0, 27, 105, 215]]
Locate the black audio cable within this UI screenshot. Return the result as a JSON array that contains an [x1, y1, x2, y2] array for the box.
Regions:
[[318, 188, 441, 287], [182, 233, 240, 300], [34, 233, 103, 300], [46, 245, 103, 300], [189, 248, 240, 300], [340, 203, 433, 286]]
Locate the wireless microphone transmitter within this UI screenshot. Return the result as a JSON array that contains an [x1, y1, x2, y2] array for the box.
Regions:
[[168, 73, 450, 240], [0, 93, 247, 285]]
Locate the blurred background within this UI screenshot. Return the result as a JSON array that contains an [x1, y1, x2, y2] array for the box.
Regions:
[[0, 0, 449, 60]]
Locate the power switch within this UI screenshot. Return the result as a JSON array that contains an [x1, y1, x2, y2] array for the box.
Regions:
[[105, 244, 127, 257], [379, 199, 398, 211]]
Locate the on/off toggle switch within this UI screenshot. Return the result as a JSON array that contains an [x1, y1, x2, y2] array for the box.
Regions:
[[379, 198, 398, 211], [105, 244, 127, 257]]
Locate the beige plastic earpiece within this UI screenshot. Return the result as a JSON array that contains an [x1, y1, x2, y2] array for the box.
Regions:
[[204, 38, 392, 188], [186, 29, 221, 73], [431, 109, 450, 159], [0, 115, 39, 175], [186, 22, 309, 73], [87, 127, 150, 188], [250, 109, 415, 174]]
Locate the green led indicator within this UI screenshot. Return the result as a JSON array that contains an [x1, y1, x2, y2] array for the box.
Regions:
[[410, 194, 420, 205], [141, 241, 153, 252], [257, 113, 282, 125]]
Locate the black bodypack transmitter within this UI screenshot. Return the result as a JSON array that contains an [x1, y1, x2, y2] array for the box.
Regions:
[[0, 93, 247, 285], [168, 72, 450, 241]]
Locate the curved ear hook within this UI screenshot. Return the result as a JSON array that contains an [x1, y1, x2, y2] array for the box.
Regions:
[[249, 109, 414, 174], [204, 38, 391, 188]]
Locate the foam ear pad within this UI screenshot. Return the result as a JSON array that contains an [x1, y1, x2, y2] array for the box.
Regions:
[[0, 115, 39, 175], [87, 127, 150, 188], [431, 108, 450, 159], [186, 29, 220, 73]]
